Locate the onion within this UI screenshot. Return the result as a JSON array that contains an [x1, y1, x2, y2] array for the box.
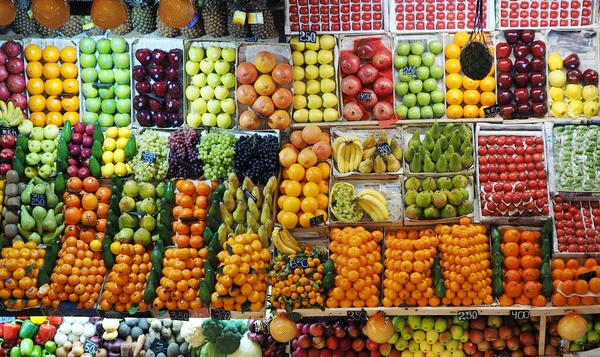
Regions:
[[365, 312, 395, 344], [269, 314, 297, 343], [558, 311, 588, 341]]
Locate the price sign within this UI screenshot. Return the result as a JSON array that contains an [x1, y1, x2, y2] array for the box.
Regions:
[[141, 152, 157, 164], [289, 257, 309, 269], [359, 92, 372, 101], [169, 310, 189, 321], [146, 93, 165, 102], [0, 127, 18, 137], [244, 188, 257, 203], [309, 214, 324, 226], [102, 310, 122, 318], [578, 270, 597, 282], [83, 339, 98, 355], [211, 309, 231, 321], [511, 112, 529, 119], [490, 354, 509, 357], [30, 193, 47, 208], [510, 310, 530, 320], [457, 310, 478, 321], [376, 142, 392, 156], [484, 104, 501, 117], [150, 339, 167, 354], [347, 308, 367, 322], [299, 30, 317, 43], [94, 82, 113, 87], [402, 66, 416, 76], [245, 35, 258, 42]]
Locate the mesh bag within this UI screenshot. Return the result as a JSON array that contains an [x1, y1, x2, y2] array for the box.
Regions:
[[459, 0, 492, 80]]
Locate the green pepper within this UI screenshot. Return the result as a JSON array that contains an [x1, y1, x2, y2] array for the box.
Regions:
[[30, 345, 41, 357], [44, 341, 57, 354], [10, 347, 21, 357], [19, 338, 34, 356], [19, 321, 39, 339]]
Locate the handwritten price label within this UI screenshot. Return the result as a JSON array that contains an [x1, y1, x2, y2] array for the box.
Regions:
[[245, 35, 258, 42], [457, 310, 478, 321], [510, 310, 530, 320], [150, 339, 167, 354], [169, 310, 189, 321], [359, 92, 372, 101], [211, 309, 231, 321], [289, 257, 309, 269], [0, 128, 18, 137], [347, 309, 367, 322], [30, 193, 47, 208], [376, 142, 392, 156], [309, 214, 324, 226], [243, 188, 257, 203], [299, 30, 317, 43], [141, 152, 157, 164], [83, 339, 98, 355], [578, 270, 597, 282], [483, 104, 501, 117], [402, 66, 416, 76]]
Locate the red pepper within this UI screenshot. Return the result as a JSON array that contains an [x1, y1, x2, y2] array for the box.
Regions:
[[3, 322, 20, 341], [0, 322, 4, 338], [47, 317, 62, 326], [0, 345, 6, 357], [33, 324, 56, 346]]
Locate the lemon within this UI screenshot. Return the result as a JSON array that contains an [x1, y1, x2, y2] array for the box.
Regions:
[[102, 163, 114, 177], [105, 127, 118, 138], [113, 149, 125, 163], [90, 239, 102, 252], [114, 162, 127, 176], [102, 151, 114, 164], [117, 127, 131, 138], [103, 138, 116, 151], [116, 137, 129, 150]]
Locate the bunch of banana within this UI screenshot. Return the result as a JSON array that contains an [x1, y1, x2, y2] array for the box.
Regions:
[[357, 189, 389, 221], [272, 226, 302, 254], [0, 101, 24, 127], [333, 136, 363, 173]]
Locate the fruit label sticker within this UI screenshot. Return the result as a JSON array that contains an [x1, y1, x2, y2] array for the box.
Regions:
[[299, 31, 317, 44], [150, 340, 167, 354], [578, 270, 596, 282], [289, 257, 309, 269], [169, 310, 189, 321], [186, 14, 199, 28], [402, 66, 416, 76], [347, 308, 368, 322], [457, 310, 478, 321], [211, 309, 231, 321], [233, 11, 247, 25], [483, 104, 501, 117], [82, 21, 95, 31], [244, 188, 258, 203], [1, 128, 18, 137], [30, 193, 47, 208], [376, 142, 392, 156], [83, 339, 99, 355], [141, 152, 157, 164], [309, 214, 324, 226], [247, 12, 264, 24], [359, 92, 372, 101], [510, 310, 530, 320]]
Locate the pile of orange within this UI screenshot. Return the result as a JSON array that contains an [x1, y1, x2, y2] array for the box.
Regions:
[[445, 32, 496, 119], [212, 233, 270, 312], [437, 217, 494, 306], [382, 229, 439, 307], [24, 43, 79, 127], [497, 228, 546, 307], [152, 247, 207, 310], [172, 180, 211, 248], [99, 242, 151, 312], [40, 177, 110, 309], [551, 258, 600, 306], [0, 241, 45, 309], [326, 227, 383, 308]]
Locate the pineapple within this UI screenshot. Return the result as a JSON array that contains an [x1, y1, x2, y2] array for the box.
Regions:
[[36, 23, 59, 38], [126, 0, 157, 34], [60, 16, 84, 37], [157, 14, 180, 37], [180, 16, 205, 38], [83, 16, 105, 36], [13, 0, 37, 36], [112, 7, 133, 35], [201, 0, 227, 37], [227, 0, 248, 38], [249, 0, 275, 39]]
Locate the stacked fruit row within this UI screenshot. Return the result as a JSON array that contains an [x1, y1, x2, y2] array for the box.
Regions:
[[553, 124, 600, 192]]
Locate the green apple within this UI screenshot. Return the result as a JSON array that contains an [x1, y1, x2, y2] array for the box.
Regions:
[[99, 86, 115, 99], [395, 56, 407, 69], [207, 99, 221, 114], [322, 93, 337, 108], [200, 86, 214, 100], [214, 60, 230, 75], [82, 112, 98, 124], [323, 108, 339, 122], [116, 99, 131, 113], [200, 58, 215, 74], [96, 39, 112, 54], [28, 140, 41, 153], [186, 112, 202, 128], [308, 109, 323, 122], [319, 64, 334, 79], [216, 113, 232, 128], [396, 42, 411, 56], [293, 109, 308, 123], [399, 73, 413, 83], [221, 47, 235, 62], [206, 46, 221, 61], [321, 78, 335, 93], [98, 113, 114, 127], [101, 99, 117, 114], [421, 52, 436, 67], [115, 84, 131, 99], [421, 106, 434, 119], [395, 82, 409, 96], [221, 73, 235, 89], [417, 92, 431, 106], [430, 65, 444, 79], [403, 93, 417, 107], [114, 113, 131, 127], [201, 113, 217, 126], [416, 66, 430, 80], [79, 38, 96, 54], [431, 90, 444, 103], [423, 78, 438, 92], [185, 86, 200, 101], [81, 68, 98, 83], [221, 98, 235, 114], [408, 106, 421, 119], [432, 103, 445, 117], [192, 73, 207, 87], [43, 125, 59, 140], [40, 152, 54, 165], [429, 40, 443, 54], [188, 47, 204, 62], [214, 86, 229, 100], [408, 79, 423, 94], [185, 60, 200, 75], [80, 53, 97, 68], [395, 105, 408, 119], [114, 70, 130, 85], [111, 38, 128, 53], [114, 53, 130, 69], [407, 55, 422, 67], [98, 54, 114, 69], [411, 42, 425, 55], [18, 120, 33, 135], [98, 69, 114, 84], [86, 97, 102, 113], [191, 98, 207, 113], [207, 73, 221, 87]]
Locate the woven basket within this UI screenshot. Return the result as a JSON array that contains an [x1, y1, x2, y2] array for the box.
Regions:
[[459, 0, 492, 80]]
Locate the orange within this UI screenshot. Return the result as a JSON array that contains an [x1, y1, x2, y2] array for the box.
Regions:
[[278, 211, 298, 229], [575, 280, 589, 295], [444, 43, 461, 59], [303, 182, 320, 198], [454, 31, 470, 47], [317, 162, 330, 179], [46, 96, 62, 112], [316, 193, 328, 210], [284, 181, 302, 197], [27, 78, 45, 95], [60, 63, 78, 79], [24, 44, 42, 62], [305, 167, 323, 183], [63, 112, 79, 126], [445, 59, 461, 74], [43, 63, 61, 79], [445, 73, 463, 89], [62, 79, 79, 95], [446, 89, 463, 105], [300, 197, 318, 214], [61, 96, 79, 112], [30, 112, 46, 127], [282, 196, 301, 213], [589, 277, 600, 293], [42, 46, 61, 63], [82, 193, 99, 210], [463, 90, 480, 105], [26, 61, 43, 78], [318, 180, 328, 194], [46, 112, 63, 126], [447, 105, 463, 119], [480, 92, 496, 106], [45, 79, 63, 96], [479, 76, 496, 92], [287, 164, 305, 181], [60, 46, 77, 63], [28, 95, 46, 112], [298, 212, 315, 228], [462, 76, 480, 90], [463, 105, 479, 119]]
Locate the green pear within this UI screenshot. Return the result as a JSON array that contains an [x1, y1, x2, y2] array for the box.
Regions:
[[430, 121, 441, 140], [133, 227, 151, 246], [138, 182, 156, 199], [115, 228, 134, 242], [119, 196, 136, 212], [20, 205, 35, 231], [119, 213, 138, 229], [139, 215, 156, 231], [123, 180, 139, 197], [139, 197, 157, 214], [449, 153, 462, 172]]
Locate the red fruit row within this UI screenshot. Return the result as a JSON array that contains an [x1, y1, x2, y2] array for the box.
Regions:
[[287, 0, 383, 33], [392, 0, 487, 31], [554, 196, 600, 253]]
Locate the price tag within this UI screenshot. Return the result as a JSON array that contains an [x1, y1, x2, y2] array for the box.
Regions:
[[211, 309, 231, 321], [102, 310, 122, 318], [0, 127, 18, 137], [94, 82, 113, 87], [244, 188, 257, 202], [245, 35, 258, 42], [169, 309, 189, 321], [510, 310, 530, 320], [150, 339, 167, 354], [141, 152, 157, 164], [30, 193, 47, 208], [359, 92, 372, 101], [457, 310, 478, 321], [511, 112, 529, 119], [289, 257, 309, 269], [146, 93, 165, 102], [83, 339, 98, 355], [347, 308, 367, 322], [490, 354, 509, 357], [309, 214, 324, 226], [299, 30, 317, 43], [376, 142, 392, 156], [484, 104, 501, 117], [578, 270, 597, 282], [402, 66, 416, 76]]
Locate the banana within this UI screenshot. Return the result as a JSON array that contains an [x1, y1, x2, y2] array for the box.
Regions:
[[280, 227, 302, 253], [351, 142, 363, 171], [358, 189, 388, 207], [272, 227, 297, 255], [0, 101, 6, 121], [5, 102, 14, 123], [332, 136, 345, 158], [9, 107, 23, 126], [343, 143, 353, 173], [336, 142, 347, 173], [357, 194, 389, 221]]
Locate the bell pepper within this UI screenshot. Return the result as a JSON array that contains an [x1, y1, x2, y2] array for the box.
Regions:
[[43, 342, 56, 355], [33, 324, 56, 346], [19, 339, 33, 357], [28, 318, 45, 326], [46, 317, 61, 326], [0, 345, 7, 357], [9, 347, 19, 357], [0, 322, 4, 338], [30, 346, 41, 357], [3, 322, 20, 341], [18, 321, 38, 339]]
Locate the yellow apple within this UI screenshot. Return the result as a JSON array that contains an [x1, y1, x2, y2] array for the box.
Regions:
[[290, 37, 305, 51], [293, 81, 306, 95], [308, 109, 323, 122], [306, 80, 320, 95], [320, 78, 336, 93], [293, 109, 309, 123], [322, 93, 338, 108], [317, 50, 333, 65], [323, 108, 339, 122], [307, 94, 322, 109], [304, 65, 319, 80], [293, 66, 305, 81], [293, 95, 307, 109], [304, 50, 318, 65], [305, 37, 320, 51], [319, 64, 334, 79], [319, 35, 335, 50], [292, 51, 304, 66]]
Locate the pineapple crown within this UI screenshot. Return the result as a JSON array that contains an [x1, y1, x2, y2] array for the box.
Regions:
[[125, 0, 158, 8]]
